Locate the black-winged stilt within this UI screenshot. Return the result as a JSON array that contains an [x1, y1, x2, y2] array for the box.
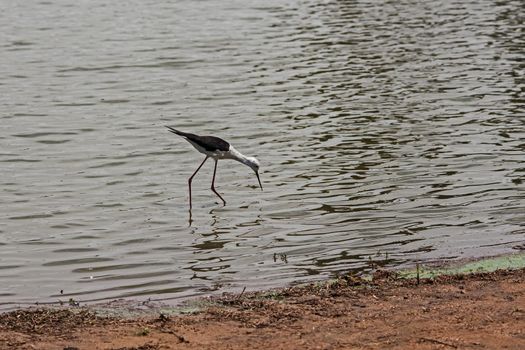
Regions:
[[166, 126, 262, 208]]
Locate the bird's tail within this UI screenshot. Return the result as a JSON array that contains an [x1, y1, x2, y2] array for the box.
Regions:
[[165, 126, 186, 137]]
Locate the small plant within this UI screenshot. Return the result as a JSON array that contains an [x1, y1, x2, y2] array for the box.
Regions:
[[157, 313, 170, 322], [136, 327, 150, 336], [260, 291, 283, 300], [68, 298, 80, 307]]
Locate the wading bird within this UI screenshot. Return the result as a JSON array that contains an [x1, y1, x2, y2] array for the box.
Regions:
[[166, 126, 262, 209]]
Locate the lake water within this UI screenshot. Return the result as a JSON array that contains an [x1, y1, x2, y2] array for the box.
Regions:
[[1, 0, 524, 309]]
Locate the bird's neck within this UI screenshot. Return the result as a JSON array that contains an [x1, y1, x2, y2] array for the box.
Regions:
[[229, 146, 251, 166]]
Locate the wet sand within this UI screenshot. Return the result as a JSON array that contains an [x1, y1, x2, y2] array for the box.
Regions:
[[1, 267, 524, 350]]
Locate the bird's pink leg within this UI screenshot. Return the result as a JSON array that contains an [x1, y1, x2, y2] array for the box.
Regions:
[[211, 159, 226, 206], [188, 156, 208, 209]]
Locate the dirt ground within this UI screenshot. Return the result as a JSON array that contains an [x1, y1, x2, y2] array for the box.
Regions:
[[0, 268, 524, 350]]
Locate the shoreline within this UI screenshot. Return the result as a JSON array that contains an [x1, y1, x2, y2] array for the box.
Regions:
[[4, 250, 524, 316], [1, 253, 524, 349]]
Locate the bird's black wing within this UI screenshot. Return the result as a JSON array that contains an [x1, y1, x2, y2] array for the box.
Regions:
[[195, 135, 230, 152], [166, 126, 230, 152]]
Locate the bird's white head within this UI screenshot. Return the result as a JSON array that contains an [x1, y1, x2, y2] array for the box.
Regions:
[[245, 156, 260, 172], [229, 146, 263, 191]]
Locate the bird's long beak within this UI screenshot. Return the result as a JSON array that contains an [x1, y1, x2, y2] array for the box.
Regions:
[[255, 171, 263, 191]]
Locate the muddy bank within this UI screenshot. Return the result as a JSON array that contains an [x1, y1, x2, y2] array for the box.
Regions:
[[1, 265, 524, 350]]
